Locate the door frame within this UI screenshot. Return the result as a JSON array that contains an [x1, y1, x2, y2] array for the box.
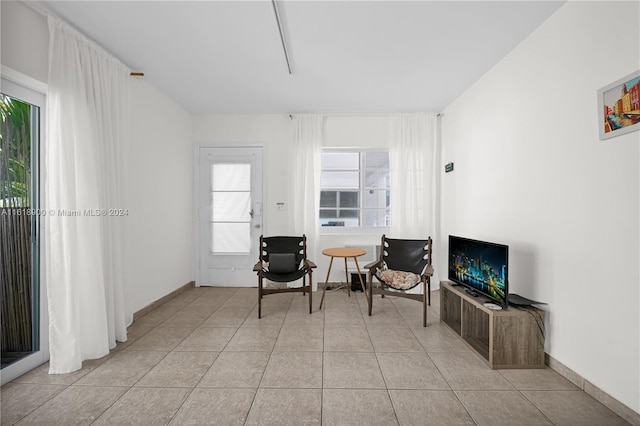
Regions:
[[1, 70, 49, 385], [194, 143, 267, 287]]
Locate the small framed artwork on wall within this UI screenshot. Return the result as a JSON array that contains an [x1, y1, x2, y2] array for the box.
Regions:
[[597, 70, 640, 140]]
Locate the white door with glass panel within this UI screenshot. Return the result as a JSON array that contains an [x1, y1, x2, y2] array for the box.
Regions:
[[197, 147, 263, 287]]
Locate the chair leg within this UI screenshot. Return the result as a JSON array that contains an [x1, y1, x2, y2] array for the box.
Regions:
[[368, 273, 373, 317], [427, 280, 431, 306], [309, 274, 313, 314], [422, 281, 427, 327], [423, 299, 427, 327], [258, 277, 262, 319]]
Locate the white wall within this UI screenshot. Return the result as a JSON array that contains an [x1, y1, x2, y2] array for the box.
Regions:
[[441, 1, 639, 414], [126, 80, 194, 313], [0, 1, 48, 83], [0, 0, 194, 316], [193, 115, 391, 282]]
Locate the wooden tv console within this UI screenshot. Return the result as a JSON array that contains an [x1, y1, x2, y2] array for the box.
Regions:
[[440, 281, 545, 369]]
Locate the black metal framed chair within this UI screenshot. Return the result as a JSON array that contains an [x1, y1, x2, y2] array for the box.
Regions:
[[253, 235, 316, 318], [365, 235, 434, 327]]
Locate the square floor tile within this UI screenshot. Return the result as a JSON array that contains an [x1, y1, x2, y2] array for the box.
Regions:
[[245, 388, 322, 426], [429, 352, 515, 391], [133, 304, 183, 327], [74, 351, 167, 387], [457, 390, 553, 425], [93, 387, 190, 425], [368, 326, 424, 352], [225, 326, 280, 352], [200, 306, 251, 327], [260, 351, 323, 388], [284, 297, 324, 327], [499, 368, 579, 390], [389, 390, 475, 426], [274, 325, 323, 352], [169, 388, 256, 425], [324, 326, 373, 352], [174, 327, 236, 351], [411, 323, 472, 353], [243, 305, 288, 327], [322, 389, 398, 426], [17, 385, 127, 425], [11, 361, 93, 386], [323, 352, 385, 389], [522, 390, 630, 426], [0, 383, 67, 425], [125, 327, 194, 352], [135, 351, 218, 387], [362, 302, 406, 328], [323, 306, 366, 328], [198, 351, 270, 388], [376, 352, 449, 390], [161, 306, 216, 328]]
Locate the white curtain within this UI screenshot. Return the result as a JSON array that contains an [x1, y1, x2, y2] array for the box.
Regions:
[[389, 113, 440, 288], [46, 16, 131, 373], [290, 115, 323, 286]]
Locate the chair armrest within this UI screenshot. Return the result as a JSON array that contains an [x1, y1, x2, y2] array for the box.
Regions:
[[252, 261, 263, 272], [364, 259, 383, 270], [304, 259, 317, 269], [424, 264, 434, 276]]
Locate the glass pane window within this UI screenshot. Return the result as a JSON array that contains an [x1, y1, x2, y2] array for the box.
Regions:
[[210, 162, 251, 253], [212, 192, 250, 221], [364, 151, 389, 169], [320, 191, 337, 208], [364, 209, 389, 227], [320, 171, 359, 188], [211, 163, 250, 191], [320, 150, 389, 228], [364, 189, 389, 208], [322, 152, 359, 170], [339, 191, 359, 208]]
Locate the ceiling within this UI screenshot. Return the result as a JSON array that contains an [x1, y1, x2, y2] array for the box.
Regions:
[[39, 1, 565, 115]]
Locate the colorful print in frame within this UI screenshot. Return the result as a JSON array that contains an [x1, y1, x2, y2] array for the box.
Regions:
[[598, 70, 640, 140]]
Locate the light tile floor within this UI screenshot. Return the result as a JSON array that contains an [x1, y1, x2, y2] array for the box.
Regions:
[[1, 287, 632, 425]]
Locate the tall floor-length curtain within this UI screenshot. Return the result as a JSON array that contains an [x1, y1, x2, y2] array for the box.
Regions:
[[46, 16, 131, 373], [291, 115, 323, 288], [389, 113, 440, 288]]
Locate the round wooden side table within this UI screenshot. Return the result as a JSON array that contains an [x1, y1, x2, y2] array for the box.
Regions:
[[319, 247, 367, 310]]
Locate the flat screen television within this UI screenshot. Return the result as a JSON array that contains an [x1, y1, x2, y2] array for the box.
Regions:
[[448, 235, 509, 307]]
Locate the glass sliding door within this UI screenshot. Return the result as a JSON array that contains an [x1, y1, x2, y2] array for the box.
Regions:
[[1, 78, 47, 384]]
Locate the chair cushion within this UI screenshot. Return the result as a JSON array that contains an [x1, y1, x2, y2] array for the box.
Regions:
[[267, 253, 297, 273], [378, 269, 421, 290]]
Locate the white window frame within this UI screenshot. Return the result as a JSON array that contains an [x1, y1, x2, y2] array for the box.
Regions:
[[319, 148, 390, 236]]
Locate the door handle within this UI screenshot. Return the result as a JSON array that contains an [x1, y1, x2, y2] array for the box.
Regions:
[[249, 209, 254, 218]]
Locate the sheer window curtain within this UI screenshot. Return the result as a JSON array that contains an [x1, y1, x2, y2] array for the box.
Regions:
[[290, 115, 322, 289], [46, 16, 131, 373], [389, 113, 440, 289]]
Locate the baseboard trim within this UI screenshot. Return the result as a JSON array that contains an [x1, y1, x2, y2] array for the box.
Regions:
[[132, 281, 195, 321], [545, 353, 639, 425]]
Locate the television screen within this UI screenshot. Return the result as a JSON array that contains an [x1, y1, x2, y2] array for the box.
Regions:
[[448, 235, 509, 306]]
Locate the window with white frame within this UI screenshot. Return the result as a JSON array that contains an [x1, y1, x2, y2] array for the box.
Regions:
[[320, 150, 390, 228]]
